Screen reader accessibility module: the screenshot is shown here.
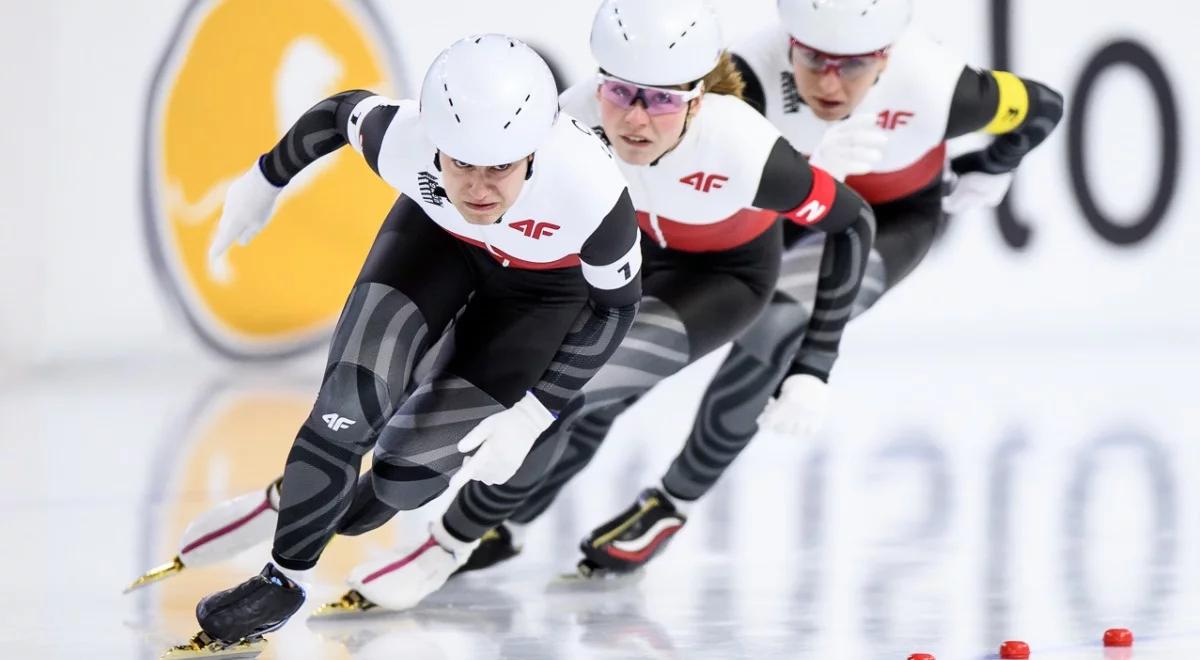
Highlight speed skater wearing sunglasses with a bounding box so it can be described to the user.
[789,37,889,81]
[597,73,705,115]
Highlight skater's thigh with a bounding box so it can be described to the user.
[313,197,481,440]
[871,186,942,290]
[644,270,772,361]
[446,267,591,407]
[368,270,588,510]
[644,224,782,359]
[354,195,477,334]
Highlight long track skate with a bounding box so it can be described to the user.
[547,558,646,592]
[309,589,382,619]
[160,631,267,659]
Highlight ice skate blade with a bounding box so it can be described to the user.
[547,560,645,592]
[310,589,382,620]
[161,631,266,659]
[125,556,185,593]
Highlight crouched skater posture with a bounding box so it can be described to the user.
[160,35,644,658]
[460,0,1064,579]
[310,0,876,611]
[140,0,879,621]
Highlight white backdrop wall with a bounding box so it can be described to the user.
[0,0,1194,368]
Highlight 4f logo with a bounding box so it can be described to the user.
[509,219,560,239]
[877,110,914,130]
[322,413,356,432]
[417,171,445,207]
[680,171,728,193]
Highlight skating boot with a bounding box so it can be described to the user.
[451,522,522,576]
[312,519,477,618]
[127,478,281,593]
[161,563,305,658]
[576,487,687,577]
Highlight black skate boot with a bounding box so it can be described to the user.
[162,563,305,658]
[452,523,521,576]
[577,488,687,576]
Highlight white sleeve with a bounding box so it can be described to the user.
[344,95,396,154]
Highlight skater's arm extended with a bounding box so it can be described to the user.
[258,89,397,186]
[943,67,1064,175]
[532,190,642,414]
[207,90,398,262]
[754,138,876,382]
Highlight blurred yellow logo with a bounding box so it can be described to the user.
[144,0,405,358]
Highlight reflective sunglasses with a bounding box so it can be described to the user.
[597,74,704,116]
[789,38,888,81]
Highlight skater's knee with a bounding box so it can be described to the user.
[327,282,430,400]
[734,299,808,365]
[370,460,448,511]
[305,362,393,450]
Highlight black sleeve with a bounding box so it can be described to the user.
[944,67,1065,175]
[752,138,816,213]
[257,89,384,186]
[753,137,877,381]
[754,137,868,234]
[785,182,940,384]
[731,52,767,116]
[579,189,642,308]
[531,190,641,413]
[944,67,1001,139]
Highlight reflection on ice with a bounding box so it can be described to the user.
[1,346,1197,658]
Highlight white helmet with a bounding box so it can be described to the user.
[419,34,559,166]
[590,0,724,86]
[778,0,912,55]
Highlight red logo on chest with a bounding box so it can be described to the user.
[877,110,915,130]
[680,171,729,193]
[509,219,560,239]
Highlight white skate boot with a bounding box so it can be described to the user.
[312,518,477,618]
[126,479,281,593]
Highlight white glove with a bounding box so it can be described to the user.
[208,161,283,270]
[758,374,830,441]
[942,170,1014,215]
[456,392,555,485]
[808,114,889,182]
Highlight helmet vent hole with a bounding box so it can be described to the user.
[669,20,698,49]
[503,94,534,131]
[613,7,630,41]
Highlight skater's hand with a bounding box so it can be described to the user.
[758,374,830,441]
[208,160,283,271]
[808,114,889,182]
[942,171,1013,215]
[456,392,554,485]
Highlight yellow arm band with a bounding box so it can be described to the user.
[984,71,1030,134]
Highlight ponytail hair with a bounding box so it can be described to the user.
[697,51,745,99]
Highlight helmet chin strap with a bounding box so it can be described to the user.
[649,86,704,167]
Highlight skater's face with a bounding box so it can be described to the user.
[438,153,532,224]
[597,75,703,166]
[789,40,889,121]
